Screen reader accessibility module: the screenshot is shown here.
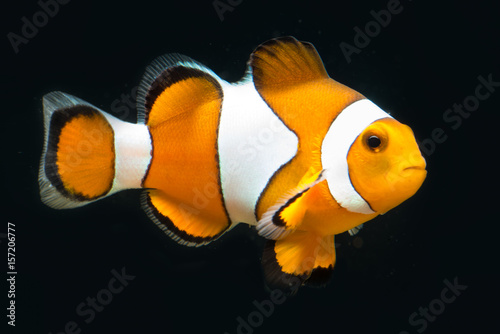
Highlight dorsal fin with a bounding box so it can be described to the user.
[248,36,364,136]
[136,54,222,125]
[249,36,329,89]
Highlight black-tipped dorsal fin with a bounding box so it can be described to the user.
[249,36,329,89]
[247,36,363,137]
[136,54,222,126]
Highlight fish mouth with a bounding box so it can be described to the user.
[401,165,427,179]
[403,166,426,171]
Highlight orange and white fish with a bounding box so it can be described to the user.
[39,37,426,290]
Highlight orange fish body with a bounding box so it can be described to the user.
[39,37,426,290]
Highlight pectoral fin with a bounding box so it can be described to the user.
[348,224,363,236]
[256,169,325,240]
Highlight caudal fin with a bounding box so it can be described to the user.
[39,92,152,209]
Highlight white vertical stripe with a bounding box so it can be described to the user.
[218,80,298,225]
[321,99,392,214]
[103,113,152,192]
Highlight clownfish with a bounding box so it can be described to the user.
[39,37,426,290]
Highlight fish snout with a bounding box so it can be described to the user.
[400,150,427,175]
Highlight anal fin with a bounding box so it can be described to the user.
[305,235,336,287]
[261,231,336,292]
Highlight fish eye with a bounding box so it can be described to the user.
[362,131,387,153]
[367,136,381,149]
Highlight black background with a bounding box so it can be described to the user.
[2,0,499,333]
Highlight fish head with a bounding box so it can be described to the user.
[347,117,427,214]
